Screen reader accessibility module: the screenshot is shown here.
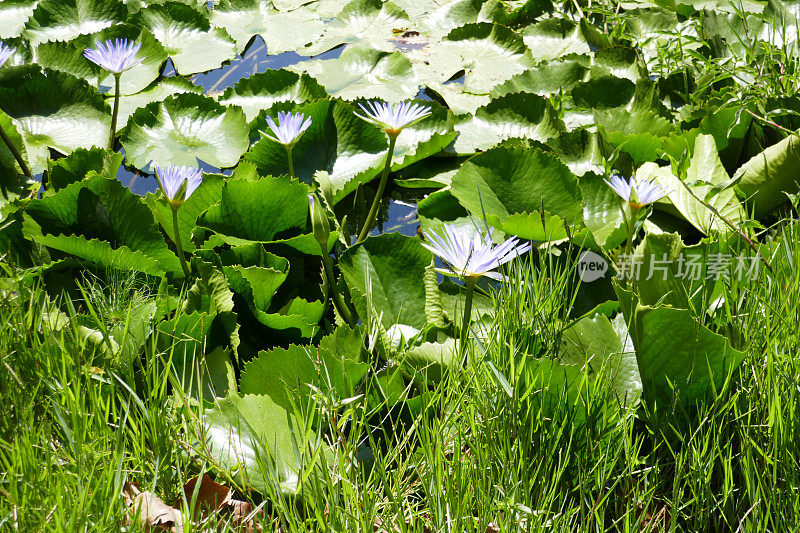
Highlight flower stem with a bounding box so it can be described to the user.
[622,205,640,257]
[171,207,191,279]
[321,252,356,327]
[286,145,296,180]
[0,122,32,178]
[356,134,397,244]
[108,74,121,151]
[460,276,478,366]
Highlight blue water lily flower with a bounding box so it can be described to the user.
[260,111,312,146]
[422,223,531,281]
[156,165,203,208]
[355,101,431,136]
[84,38,144,74]
[605,174,670,209]
[0,42,16,68]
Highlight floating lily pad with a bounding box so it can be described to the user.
[491,60,589,97]
[115,77,203,131]
[217,70,327,122]
[0,66,110,174]
[519,18,591,62]
[209,0,324,55]
[289,45,420,102]
[134,2,237,75]
[23,0,126,45]
[0,0,38,39]
[122,92,249,171]
[302,0,410,56]
[410,23,534,92]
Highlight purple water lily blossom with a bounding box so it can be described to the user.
[422,223,531,281]
[355,100,431,136]
[84,38,144,74]
[605,175,670,209]
[0,42,16,68]
[260,111,312,146]
[156,165,203,207]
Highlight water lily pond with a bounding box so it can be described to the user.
[2,0,800,530]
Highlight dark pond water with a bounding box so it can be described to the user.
[109,36,425,239]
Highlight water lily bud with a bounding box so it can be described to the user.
[309,193,330,251]
[314,170,334,205]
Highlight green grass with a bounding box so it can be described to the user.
[1,218,799,532]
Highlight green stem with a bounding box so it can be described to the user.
[356,134,397,244]
[108,74,121,151]
[622,205,639,257]
[460,276,478,366]
[321,252,356,327]
[286,145,295,180]
[172,207,191,279]
[0,122,32,178]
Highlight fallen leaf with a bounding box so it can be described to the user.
[227,499,262,533]
[124,482,184,532]
[183,474,232,516]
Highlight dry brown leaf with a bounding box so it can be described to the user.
[227,499,262,533]
[183,474,233,516]
[124,483,184,532]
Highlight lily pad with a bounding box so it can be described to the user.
[46,146,124,190]
[620,290,746,407]
[339,232,431,330]
[561,312,642,406]
[302,0,410,56]
[0,0,38,39]
[196,175,311,249]
[134,2,237,75]
[23,0,126,45]
[22,173,182,276]
[519,18,591,62]
[733,131,800,216]
[640,135,745,235]
[115,77,203,131]
[217,70,326,123]
[209,0,324,55]
[122,92,249,172]
[450,144,584,225]
[288,45,420,102]
[409,22,534,93]
[452,92,564,153]
[0,66,110,174]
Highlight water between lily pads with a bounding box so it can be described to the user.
[114,36,425,239]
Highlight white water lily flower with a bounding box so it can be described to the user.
[156,165,203,207]
[84,38,144,74]
[355,100,431,136]
[0,43,15,68]
[422,223,531,281]
[260,111,312,146]
[605,174,670,209]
